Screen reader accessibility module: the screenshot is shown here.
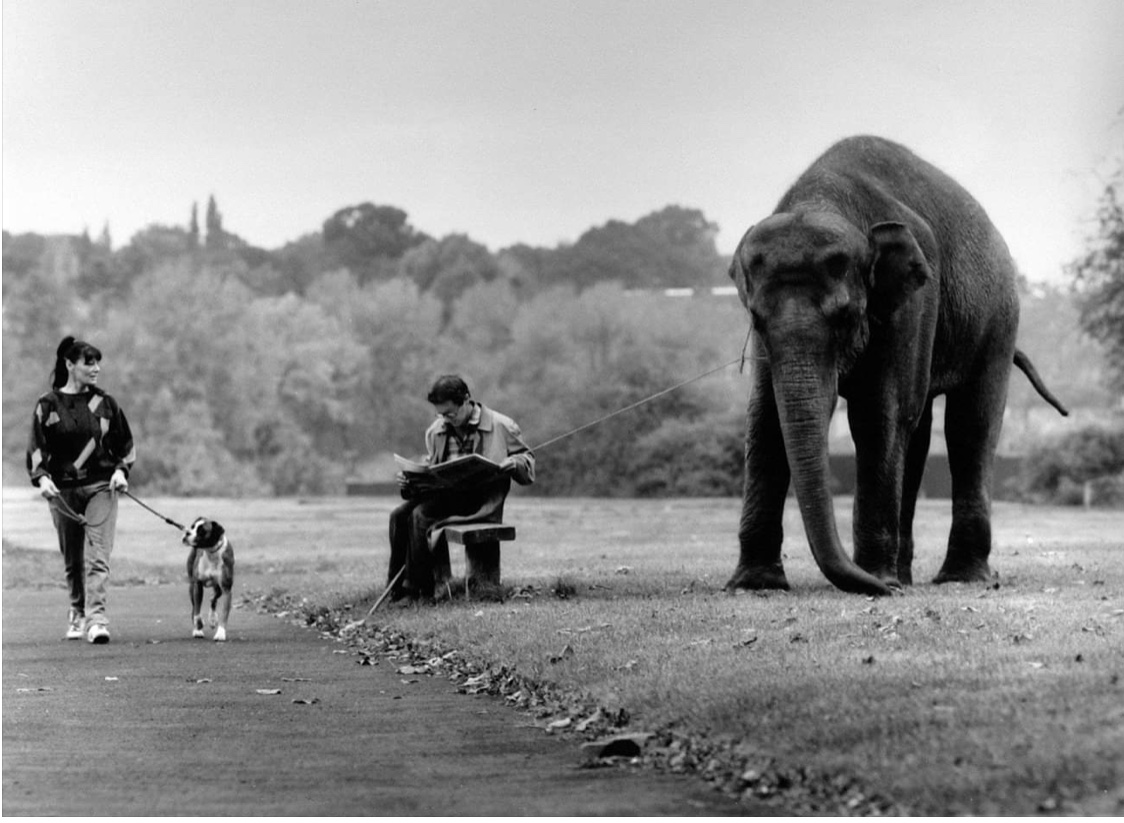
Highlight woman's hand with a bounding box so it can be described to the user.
[36,477,60,499]
[109,469,129,493]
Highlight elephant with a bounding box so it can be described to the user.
[725,135,1068,597]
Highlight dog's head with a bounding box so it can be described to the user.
[183,517,226,549]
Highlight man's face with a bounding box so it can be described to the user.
[433,398,472,428]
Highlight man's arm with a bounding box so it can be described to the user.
[499,419,535,486]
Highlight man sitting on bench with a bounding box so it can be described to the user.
[388,374,535,603]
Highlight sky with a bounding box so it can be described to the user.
[3,0,1122,284]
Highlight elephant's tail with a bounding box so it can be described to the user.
[1014,349,1069,416]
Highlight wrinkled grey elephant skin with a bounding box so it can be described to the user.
[725,135,1068,596]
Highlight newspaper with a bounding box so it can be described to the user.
[394,453,505,491]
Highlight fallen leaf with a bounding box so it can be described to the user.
[292,698,320,705]
[546,717,572,732]
[549,644,575,664]
[614,566,632,575]
[396,665,428,675]
[104,676,119,681]
[281,677,311,682]
[194,678,212,684]
[15,687,52,693]
[255,689,282,695]
[575,710,603,732]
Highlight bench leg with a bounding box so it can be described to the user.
[465,541,501,589]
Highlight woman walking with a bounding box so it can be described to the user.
[27,336,135,644]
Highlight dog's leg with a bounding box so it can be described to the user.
[213,556,234,642]
[213,587,230,642]
[191,581,205,638]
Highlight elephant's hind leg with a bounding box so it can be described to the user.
[934,372,1010,584]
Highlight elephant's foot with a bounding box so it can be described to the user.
[725,563,790,592]
[932,560,994,585]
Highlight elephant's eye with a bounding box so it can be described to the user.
[823,252,850,280]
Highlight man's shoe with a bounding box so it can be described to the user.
[65,609,85,640]
[87,624,110,645]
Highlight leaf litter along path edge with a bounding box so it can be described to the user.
[1,582,756,817]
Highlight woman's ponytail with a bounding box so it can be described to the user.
[51,336,78,389]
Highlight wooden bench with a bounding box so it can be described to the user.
[444,523,516,591]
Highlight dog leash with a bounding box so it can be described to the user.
[47,487,186,532]
[121,490,186,531]
[49,490,116,528]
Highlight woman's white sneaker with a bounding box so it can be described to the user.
[65,609,85,640]
[86,624,110,644]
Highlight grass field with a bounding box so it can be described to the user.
[3,486,1122,814]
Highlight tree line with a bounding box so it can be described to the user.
[2,188,1119,498]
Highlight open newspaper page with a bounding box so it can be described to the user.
[394,453,505,491]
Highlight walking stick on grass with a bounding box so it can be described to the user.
[343,566,406,631]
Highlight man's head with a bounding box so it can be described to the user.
[428,374,474,428]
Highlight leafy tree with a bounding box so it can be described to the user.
[188,203,200,249]
[1070,166,1124,391]
[205,195,225,250]
[536,205,727,292]
[2,231,45,280]
[322,203,428,284]
[399,234,503,318]
[630,413,744,496]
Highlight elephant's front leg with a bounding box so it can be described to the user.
[726,364,792,592]
[848,400,910,586]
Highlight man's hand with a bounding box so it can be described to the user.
[396,471,416,500]
[109,469,129,493]
[36,477,60,499]
[499,457,517,474]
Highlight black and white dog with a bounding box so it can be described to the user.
[183,517,235,642]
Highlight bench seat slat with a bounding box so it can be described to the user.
[445,523,516,545]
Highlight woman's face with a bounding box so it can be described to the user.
[67,355,100,390]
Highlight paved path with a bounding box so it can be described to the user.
[3,585,753,816]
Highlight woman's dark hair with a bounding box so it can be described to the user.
[52,336,102,389]
[427,374,471,405]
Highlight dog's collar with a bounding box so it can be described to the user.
[197,535,228,554]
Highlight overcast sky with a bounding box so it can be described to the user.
[3,0,1122,283]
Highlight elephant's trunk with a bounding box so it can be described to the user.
[771,352,894,596]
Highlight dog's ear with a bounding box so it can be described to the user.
[204,520,225,546]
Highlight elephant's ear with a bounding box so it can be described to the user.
[866,222,931,317]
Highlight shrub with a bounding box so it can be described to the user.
[1014,423,1124,505]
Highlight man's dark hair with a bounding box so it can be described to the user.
[427,374,471,405]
